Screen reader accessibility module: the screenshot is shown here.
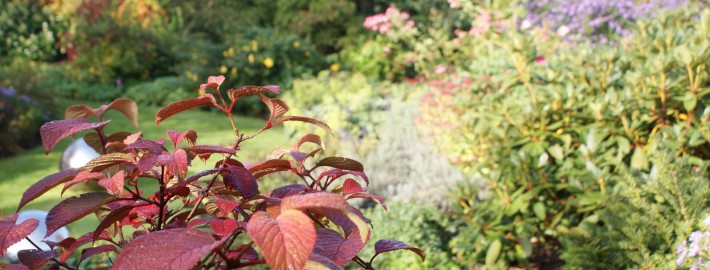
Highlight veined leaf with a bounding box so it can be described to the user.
[40,119,111,154]
[113,228,227,270]
[155,94,217,125]
[0,215,39,256]
[18,168,80,210]
[247,210,316,270]
[46,192,115,237]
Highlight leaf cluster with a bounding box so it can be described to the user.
[0,75,424,269]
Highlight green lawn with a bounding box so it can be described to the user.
[0,100,290,235]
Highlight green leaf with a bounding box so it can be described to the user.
[631,147,649,170]
[548,144,564,161]
[485,239,502,266]
[683,93,697,111]
[533,202,546,220]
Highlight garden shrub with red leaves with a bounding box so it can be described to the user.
[0,75,424,270]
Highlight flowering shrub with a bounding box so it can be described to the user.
[0,75,424,269]
[677,228,710,270]
[522,0,691,43]
[428,8,710,268]
[363,6,415,35]
[0,0,69,61]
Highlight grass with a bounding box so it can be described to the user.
[0,99,291,235]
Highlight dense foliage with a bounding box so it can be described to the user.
[414,4,710,269]
[0,76,424,269]
[561,150,710,269]
[0,0,69,62]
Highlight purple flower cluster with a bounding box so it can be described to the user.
[678,230,710,270]
[523,0,688,43]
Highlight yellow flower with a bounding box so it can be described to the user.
[220,65,228,73]
[293,41,300,48]
[330,63,340,72]
[248,54,254,64]
[263,57,274,68]
[305,51,311,57]
[231,67,238,76]
[251,40,258,52]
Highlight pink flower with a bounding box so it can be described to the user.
[405,20,415,30]
[535,56,546,64]
[434,64,448,74]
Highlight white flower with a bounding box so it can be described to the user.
[557,25,570,37]
[703,215,710,226]
[521,20,532,30]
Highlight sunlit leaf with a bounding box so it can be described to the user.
[40,119,111,154]
[247,210,316,270]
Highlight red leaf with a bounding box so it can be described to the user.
[84,153,134,172]
[222,166,258,198]
[107,98,139,128]
[167,130,198,150]
[319,169,370,186]
[98,171,125,195]
[280,192,352,213]
[46,192,115,237]
[0,215,39,256]
[225,244,259,261]
[208,75,225,85]
[60,232,112,262]
[373,240,425,262]
[188,145,236,155]
[79,244,117,263]
[342,179,365,195]
[292,134,323,151]
[186,218,214,229]
[17,250,56,270]
[214,198,240,215]
[183,169,221,185]
[125,139,167,154]
[313,228,365,266]
[210,219,237,237]
[247,159,292,178]
[227,85,280,102]
[347,193,387,210]
[155,94,217,125]
[40,119,111,154]
[112,228,227,270]
[259,95,289,124]
[171,149,189,179]
[123,131,142,145]
[93,204,137,242]
[267,184,307,199]
[275,116,333,135]
[316,157,364,172]
[64,105,95,120]
[18,168,79,210]
[62,171,104,195]
[290,151,311,163]
[247,210,316,270]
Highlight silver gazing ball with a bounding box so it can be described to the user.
[60,138,100,170]
[4,210,70,262]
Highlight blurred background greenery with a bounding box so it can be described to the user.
[2,0,710,268]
